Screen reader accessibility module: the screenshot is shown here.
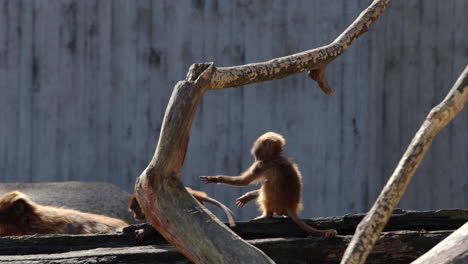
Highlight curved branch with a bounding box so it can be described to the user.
[134,1,393,263]
[340,65,468,264]
[210,0,391,90]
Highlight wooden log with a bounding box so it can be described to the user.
[412,222,468,264]
[0,209,464,256]
[233,209,468,239]
[124,208,467,242]
[0,245,187,264]
[0,230,450,264]
[0,233,132,256]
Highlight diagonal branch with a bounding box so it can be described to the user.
[134,1,392,263]
[340,65,468,264]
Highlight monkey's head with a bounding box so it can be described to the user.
[128,194,146,221]
[251,132,285,160]
[0,191,34,227]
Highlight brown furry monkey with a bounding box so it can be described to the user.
[200,132,337,237]
[0,191,128,236]
[128,187,236,242]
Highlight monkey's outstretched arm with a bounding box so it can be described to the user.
[235,189,260,208]
[200,163,264,187]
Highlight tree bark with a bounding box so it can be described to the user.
[340,65,468,264]
[125,208,467,241]
[411,222,468,264]
[133,0,392,263]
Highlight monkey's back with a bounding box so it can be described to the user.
[30,206,128,235]
[258,157,303,216]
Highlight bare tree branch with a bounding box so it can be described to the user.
[340,65,468,264]
[209,0,391,91]
[134,0,392,263]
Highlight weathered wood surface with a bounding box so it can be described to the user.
[0,233,138,256]
[0,245,187,264]
[0,231,452,264]
[341,66,468,264]
[0,209,464,256]
[233,209,468,239]
[123,208,468,243]
[412,222,468,264]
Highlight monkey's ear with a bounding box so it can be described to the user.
[13,199,30,216]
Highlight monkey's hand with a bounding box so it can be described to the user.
[235,195,251,208]
[235,190,260,208]
[199,176,218,184]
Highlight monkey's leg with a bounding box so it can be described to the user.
[254,204,273,220]
[252,195,274,220]
[235,189,260,208]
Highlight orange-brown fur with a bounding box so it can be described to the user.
[186,187,208,203]
[185,187,236,227]
[0,191,128,236]
[200,132,337,237]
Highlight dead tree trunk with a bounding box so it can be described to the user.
[340,65,468,264]
[411,222,468,264]
[133,0,392,263]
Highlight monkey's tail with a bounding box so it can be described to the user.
[203,196,236,227]
[286,210,336,237]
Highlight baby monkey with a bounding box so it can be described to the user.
[0,191,128,236]
[201,132,337,237]
[128,187,236,241]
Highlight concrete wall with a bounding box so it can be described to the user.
[0,0,466,221]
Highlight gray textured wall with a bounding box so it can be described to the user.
[0,0,467,221]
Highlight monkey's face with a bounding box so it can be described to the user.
[0,192,38,236]
[0,197,31,228]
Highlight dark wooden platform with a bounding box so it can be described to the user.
[0,209,466,264]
